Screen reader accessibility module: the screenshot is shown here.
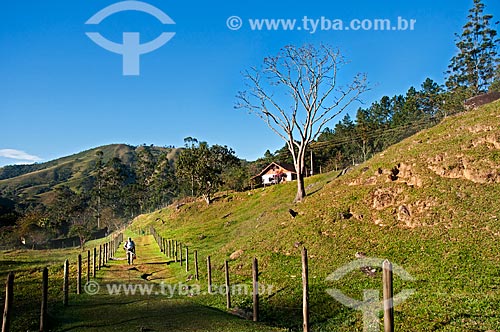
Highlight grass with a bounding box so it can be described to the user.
[0,229,285,331]
[2,101,500,331]
[0,233,123,332]
[130,100,500,331]
[0,247,82,331]
[51,232,285,332]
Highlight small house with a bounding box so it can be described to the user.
[254,162,297,186]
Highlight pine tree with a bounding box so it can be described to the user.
[446,0,499,94]
[419,78,443,118]
[490,64,500,91]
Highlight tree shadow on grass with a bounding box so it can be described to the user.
[53,297,284,332]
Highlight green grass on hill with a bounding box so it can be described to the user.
[2,101,499,331]
[0,144,178,204]
[0,234,121,332]
[131,101,500,331]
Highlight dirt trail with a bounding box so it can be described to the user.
[101,234,177,284]
[54,235,284,332]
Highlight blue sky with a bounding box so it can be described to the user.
[1,0,499,166]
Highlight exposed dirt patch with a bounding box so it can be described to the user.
[349,163,423,187]
[229,249,244,260]
[397,162,424,187]
[466,124,494,133]
[395,200,436,228]
[428,154,500,183]
[471,134,500,149]
[371,187,403,210]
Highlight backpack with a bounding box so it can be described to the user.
[126,241,135,250]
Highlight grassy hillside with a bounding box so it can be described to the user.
[131,100,500,331]
[0,144,179,205]
[0,234,116,331]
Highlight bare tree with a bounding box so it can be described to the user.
[236,44,369,202]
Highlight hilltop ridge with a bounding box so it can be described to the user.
[0,144,180,205]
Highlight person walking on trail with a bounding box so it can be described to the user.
[124,237,136,264]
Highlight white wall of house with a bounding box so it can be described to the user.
[262,172,294,184]
[262,174,275,184]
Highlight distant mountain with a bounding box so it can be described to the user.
[0,144,181,205]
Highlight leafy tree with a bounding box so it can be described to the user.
[237,44,368,202]
[50,186,93,248]
[307,77,448,171]
[222,162,251,192]
[355,108,373,163]
[149,152,178,209]
[16,211,53,248]
[135,147,156,212]
[100,157,130,223]
[0,197,19,227]
[446,0,499,94]
[176,140,239,204]
[178,138,200,197]
[93,150,104,229]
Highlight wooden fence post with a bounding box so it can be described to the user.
[383,260,394,332]
[93,248,96,277]
[302,247,309,332]
[185,247,189,272]
[224,260,231,309]
[77,254,82,295]
[40,267,48,332]
[99,245,102,270]
[63,260,69,306]
[207,256,212,294]
[194,250,199,281]
[175,241,178,262]
[180,243,183,267]
[87,250,91,283]
[2,272,14,332]
[253,257,259,322]
[167,240,171,258]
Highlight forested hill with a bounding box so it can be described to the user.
[0,144,179,208]
[0,144,135,180]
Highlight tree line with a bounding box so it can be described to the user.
[238,0,499,199]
